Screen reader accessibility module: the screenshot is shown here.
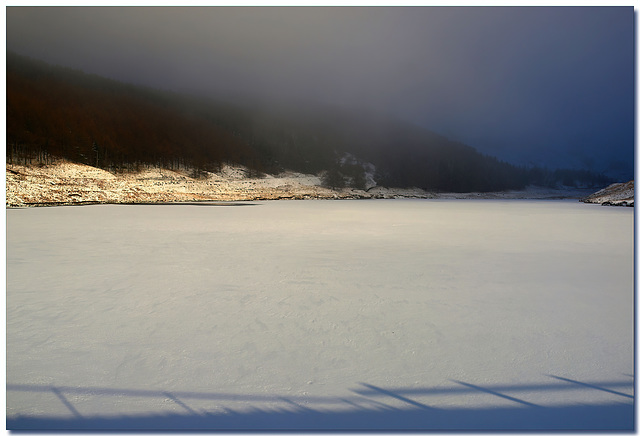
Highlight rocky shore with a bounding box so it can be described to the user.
[5,160,608,208]
[580,181,634,207]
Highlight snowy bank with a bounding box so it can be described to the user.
[7,160,592,207]
[6,160,431,207]
[581,180,634,206]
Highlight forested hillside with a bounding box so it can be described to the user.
[6,52,612,192]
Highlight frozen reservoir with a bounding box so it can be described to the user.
[6,199,634,430]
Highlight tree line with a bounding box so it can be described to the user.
[7,52,261,174]
[7,52,612,192]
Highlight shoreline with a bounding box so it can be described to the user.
[5,160,608,208]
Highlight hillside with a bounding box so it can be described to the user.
[581,181,634,207]
[7,159,597,208]
[5,160,430,207]
[6,52,613,194]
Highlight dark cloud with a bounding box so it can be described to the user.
[6,6,634,176]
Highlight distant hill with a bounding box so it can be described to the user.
[6,52,613,192]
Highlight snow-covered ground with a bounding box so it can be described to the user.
[5,161,428,207]
[6,200,634,430]
[6,160,597,207]
[581,181,634,206]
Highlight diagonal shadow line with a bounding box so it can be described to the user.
[351,380,633,397]
[7,384,333,404]
[163,391,199,415]
[547,375,634,399]
[279,396,316,412]
[8,377,634,408]
[51,387,83,418]
[357,383,436,410]
[354,396,399,410]
[451,380,542,408]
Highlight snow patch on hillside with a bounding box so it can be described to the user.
[338,152,377,189]
[581,181,634,207]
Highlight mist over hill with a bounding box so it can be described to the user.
[7,52,612,193]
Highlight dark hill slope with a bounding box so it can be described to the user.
[7,52,261,173]
[7,52,610,192]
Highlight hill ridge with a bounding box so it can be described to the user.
[7,51,613,193]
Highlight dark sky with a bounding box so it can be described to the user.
[6,6,635,177]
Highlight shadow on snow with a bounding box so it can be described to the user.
[6,376,634,431]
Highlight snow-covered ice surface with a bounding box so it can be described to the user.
[6,199,634,431]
